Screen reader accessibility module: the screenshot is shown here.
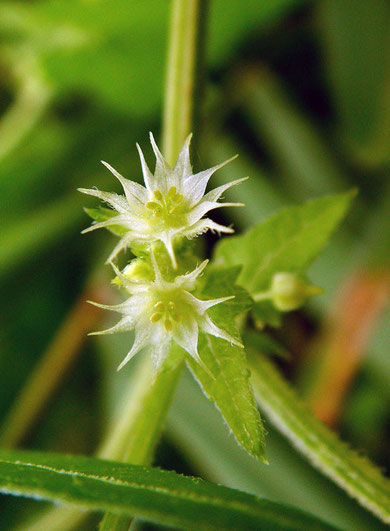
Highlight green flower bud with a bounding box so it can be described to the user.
[270,272,323,312]
[112,259,154,285]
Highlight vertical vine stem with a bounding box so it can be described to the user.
[99,2,207,528]
[247,338,390,525]
[22,2,208,530]
[162,0,204,166]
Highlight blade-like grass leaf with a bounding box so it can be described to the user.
[0,449,337,530]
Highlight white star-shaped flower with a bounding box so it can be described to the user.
[79,133,246,267]
[89,254,242,373]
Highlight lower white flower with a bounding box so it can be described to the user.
[89,255,242,373]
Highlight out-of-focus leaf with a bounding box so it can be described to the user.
[0,193,84,274]
[0,0,304,119]
[320,0,390,165]
[188,267,266,461]
[239,69,347,199]
[0,449,337,530]
[204,134,287,228]
[208,0,305,64]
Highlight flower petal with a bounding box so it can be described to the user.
[202,176,248,203]
[173,133,193,179]
[186,200,244,226]
[136,143,156,192]
[81,214,131,234]
[182,155,238,206]
[199,313,243,348]
[106,234,135,263]
[150,336,172,372]
[78,188,128,213]
[101,161,148,204]
[183,292,234,314]
[181,218,234,240]
[159,232,177,269]
[176,259,209,291]
[149,132,171,191]
[172,317,199,360]
[117,324,152,371]
[88,316,135,336]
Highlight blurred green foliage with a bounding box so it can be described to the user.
[0,0,389,529]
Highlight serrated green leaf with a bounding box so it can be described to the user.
[84,206,128,237]
[187,335,266,462]
[214,192,356,322]
[0,449,336,530]
[188,267,266,461]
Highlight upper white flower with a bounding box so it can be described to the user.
[79,133,246,267]
[89,254,242,373]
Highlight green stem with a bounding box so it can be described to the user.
[100,1,208,529]
[20,1,207,528]
[98,357,182,465]
[98,357,183,531]
[162,0,204,166]
[247,335,390,525]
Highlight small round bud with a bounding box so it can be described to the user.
[270,272,323,312]
[121,259,154,282]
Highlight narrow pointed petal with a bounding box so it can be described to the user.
[160,233,177,269]
[150,338,171,374]
[149,132,171,189]
[101,161,147,204]
[81,215,130,234]
[183,292,234,314]
[173,133,193,178]
[181,218,234,240]
[200,314,243,348]
[172,317,199,360]
[106,235,134,263]
[78,188,128,213]
[186,200,244,226]
[136,143,155,192]
[202,176,248,203]
[150,248,165,284]
[88,316,135,336]
[87,299,134,313]
[117,326,151,371]
[182,155,238,206]
[177,259,209,290]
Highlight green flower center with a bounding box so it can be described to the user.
[149,298,183,331]
[145,187,186,228]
